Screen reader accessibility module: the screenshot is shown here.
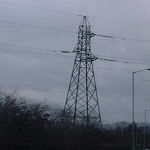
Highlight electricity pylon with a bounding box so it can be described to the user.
[62,16,102,129]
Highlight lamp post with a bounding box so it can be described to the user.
[132,68,150,150]
[143,110,150,150]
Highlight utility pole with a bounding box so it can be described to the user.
[62,16,102,128]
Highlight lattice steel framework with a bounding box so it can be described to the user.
[62,16,102,128]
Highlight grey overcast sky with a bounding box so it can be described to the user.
[0,0,150,124]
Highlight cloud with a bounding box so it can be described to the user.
[0,0,150,123]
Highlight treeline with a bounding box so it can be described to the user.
[0,92,149,150]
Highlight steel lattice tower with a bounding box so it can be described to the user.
[62,16,102,128]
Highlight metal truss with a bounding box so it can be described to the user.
[62,16,102,128]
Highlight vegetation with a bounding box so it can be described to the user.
[0,92,149,149]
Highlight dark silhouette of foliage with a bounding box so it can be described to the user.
[0,92,149,149]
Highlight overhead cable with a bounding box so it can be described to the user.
[0,1,150,25]
[0,20,76,33]
[0,19,150,43]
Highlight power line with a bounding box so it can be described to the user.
[0,42,149,65]
[96,54,150,64]
[1,20,149,44]
[97,56,150,65]
[2,27,150,44]
[0,48,64,56]
[0,29,77,38]
[1,20,150,43]
[95,33,150,44]
[0,45,150,65]
[61,50,150,65]
[95,67,133,72]
[0,66,70,74]
[0,1,80,16]
[0,66,133,81]
[2,85,150,101]
[1,65,150,82]
[92,17,150,25]
[0,85,131,100]
[0,20,76,34]
[1,1,150,45]
[0,43,61,52]
[0,1,150,25]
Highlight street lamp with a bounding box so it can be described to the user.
[143,110,150,150]
[132,68,150,150]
